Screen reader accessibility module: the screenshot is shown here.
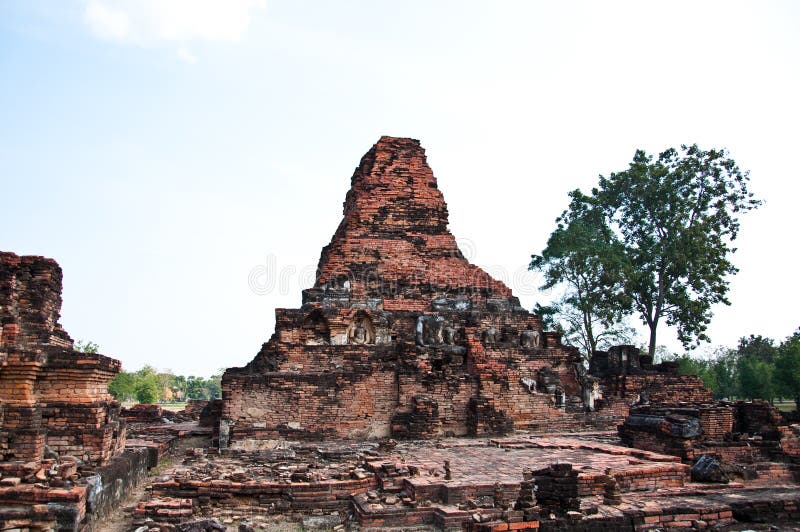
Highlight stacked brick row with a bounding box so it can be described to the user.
[600,374,713,406]
[532,464,580,512]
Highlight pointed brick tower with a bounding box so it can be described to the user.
[221,137,585,445]
[311,136,511,309]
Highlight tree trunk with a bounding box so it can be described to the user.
[795,396,799,413]
[648,325,658,359]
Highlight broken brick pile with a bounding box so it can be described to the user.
[183,399,210,421]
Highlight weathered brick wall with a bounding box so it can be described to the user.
[397,373,477,436]
[183,399,210,420]
[0,251,125,467]
[734,400,784,438]
[699,405,735,439]
[223,365,398,440]
[779,425,800,458]
[600,373,713,406]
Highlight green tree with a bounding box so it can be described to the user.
[206,370,223,400]
[530,191,631,360]
[533,303,563,333]
[108,371,136,401]
[596,145,759,357]
[170,374,188,400]
[737,355,774,401]
[673,354,718,393]
[737,334,777,364]
[185,376,207,400]
[709,348,738,400]
[735,335,778,402]
[155,370,175,401]
[135,365,158,380]
[75,339,99,354]
[134,377,159,404]
[541,295,634,362]
[775,329,800,411]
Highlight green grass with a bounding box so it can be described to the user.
[121,401,188,411]
[775,400,798,413]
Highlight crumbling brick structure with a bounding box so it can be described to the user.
[221,137,595,444]
[591,345,714,420]
[0,252,125,467]
[594,345,800,481]
[0,252,131,530]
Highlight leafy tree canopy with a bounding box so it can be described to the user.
[597,145,760,356]
[530,191,631,359]
[74,339,99,354]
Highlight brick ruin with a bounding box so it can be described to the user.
[221,136,609,446]
[0,252,126,466]
[219,138,736,447]
[3,137,800,530]
[148,136,794,530]
[0,252,150,530]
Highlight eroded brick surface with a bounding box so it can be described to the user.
[0,252,125,467]
[0,252,129,530]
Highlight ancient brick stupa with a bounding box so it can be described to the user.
[0,253,125,467]
[221,136,595,445]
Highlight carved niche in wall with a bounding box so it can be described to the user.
[519,329,541,349]
[347,310,376,345]
[301,310,330,345]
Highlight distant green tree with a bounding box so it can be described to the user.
[533,303,563,333]
[541,295,634,362]
[206,370,223,400]
[710,348,738,400]
[154,370,176,401]
[735,335,778,402]
[673,355,718,394]
[134,378,159,404]
[135,365,157,376]
[185,376,207,400]
[74,339,99,354]
[737,335,777,364]
[775,329,800,411]
[108,371,136,401]
[737,355,774,401]
[170,375,188,400]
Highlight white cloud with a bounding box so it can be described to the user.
[177,47,198,64]
[83,0,266,45]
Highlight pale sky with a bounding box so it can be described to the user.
[1,1,798,376]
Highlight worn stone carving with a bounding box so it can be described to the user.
[482,327,499,345]
[520,377,537,393]
[416,315,446,346]
[442,326,458,345]
[520,329,541,348]
[347,311,375,345]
